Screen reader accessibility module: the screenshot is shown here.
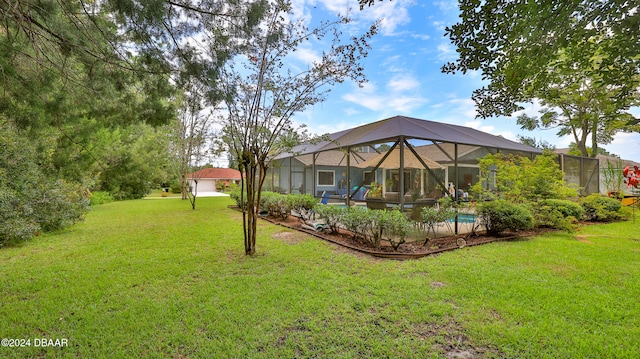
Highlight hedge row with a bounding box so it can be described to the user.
[232,189,628,251]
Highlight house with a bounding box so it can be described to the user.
[270,116,600,207]
[188,168,242,193]
[268,149,379,196]
[270,115,545,203]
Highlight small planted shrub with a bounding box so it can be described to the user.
[581,194,623,222]
[380,209,413,250]
[170,182,182,194]
[478,200,534,235]
[533,199,584,232]
[230,187,248,210]
[216,181,226,192]
[287,194,317,222]
[313,205,346,234]
[90,191,115,206]
[261,192,293,219]
[340,208,411,250]
[341,207,371,242]
[420,198,458,235]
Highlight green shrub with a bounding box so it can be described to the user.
[539,199,584,219]
[90,191,115,206]
[419,204,457,238]
[341,207,371,242]
[581,194,623,222]
[33,180,90,232]
[287,194,317,221]
[0,189,40,243]
[260,192,289,219]
[216,181,226,192]
[1,125,90,245]
[170,182,182,194]
[420,200,457,227]
[314,205,346,234]
[478,200,534,235]
[533,199,584,232]
[230,186,248,210]
[380,209,413,250]
[471,151,578,203]
[340,208,411,250]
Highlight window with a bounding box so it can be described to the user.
[317,170,335,186]
[363,171,377,184]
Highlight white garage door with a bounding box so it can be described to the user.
[193,179,216,192]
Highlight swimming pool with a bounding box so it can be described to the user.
[446,213,476,223]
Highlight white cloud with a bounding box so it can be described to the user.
[318,0,415,35]
[342,69,429,113]
[436,42,456,62]
[411,33,431,40]
[290,0,315,23]
[434,0,458,12]
[343,92,386,111]
[448,98,477,119]
[510,99,544,119]
[388,75,420,92]
[344,107,360,116]
[359,0,414,35]
[290,46,321,64]
[342,79,428,113]
[432,20,446,31]
[464,120,482,129]
[388,96,429,112]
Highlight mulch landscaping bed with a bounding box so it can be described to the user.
[256,211,541,260]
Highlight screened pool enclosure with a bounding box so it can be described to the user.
[265,116,599,233]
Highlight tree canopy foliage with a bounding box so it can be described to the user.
[515,40,639,157]
[442,0,639,121]
[0,0,251,242]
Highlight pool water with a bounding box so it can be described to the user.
[446,213,476,223]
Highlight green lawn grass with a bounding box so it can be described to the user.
[1,198,639,358]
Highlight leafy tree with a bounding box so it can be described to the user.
[168,83,214,209]
[96,124,170,200]
[439,0,639,123]
[517,135,556,151]
[1,0,268,239]
[217,0,378,255]
[471,150,578,203]
[1,121,89,245]
[565,142,616,157]
[515,41,638,157]
[1,0,176,197]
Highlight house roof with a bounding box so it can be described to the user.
[411,143,489,163]
[189,168,242,180]
[354,147,444,170]
[276,115,541,159]
[293,150,379,166]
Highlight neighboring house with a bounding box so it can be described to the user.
[188,168,242,193]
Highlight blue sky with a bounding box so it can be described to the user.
[283,0,640,162]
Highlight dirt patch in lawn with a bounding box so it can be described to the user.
[272,231,307,244]
[409,316,504,358]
